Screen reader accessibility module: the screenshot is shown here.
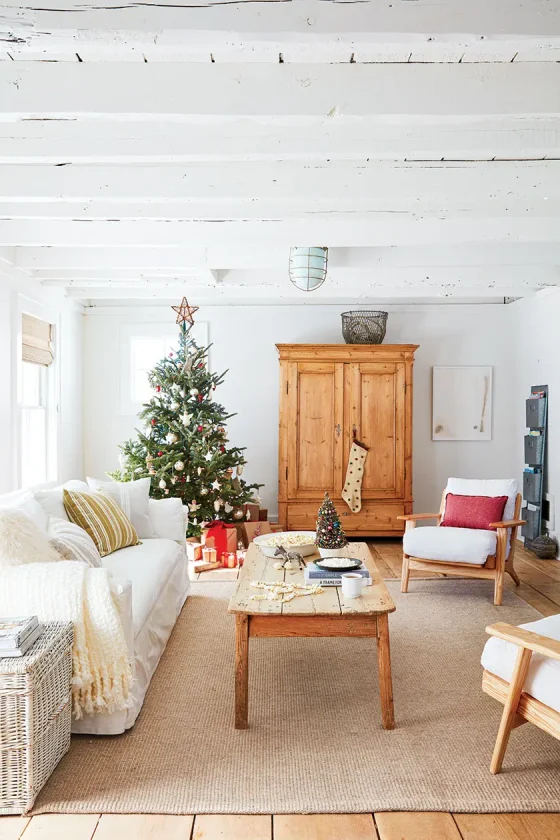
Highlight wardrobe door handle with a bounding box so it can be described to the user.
[335,424,341,437]
[352,425,357,439]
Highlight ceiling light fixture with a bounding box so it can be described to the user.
[288,246,328,292]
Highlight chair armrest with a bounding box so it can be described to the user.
[397,513,441,522]
[489,519,526,529]
[486,622,560,662]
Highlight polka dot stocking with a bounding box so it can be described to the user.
[341,441,369,513]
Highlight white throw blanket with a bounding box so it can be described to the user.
[0,562,133,718]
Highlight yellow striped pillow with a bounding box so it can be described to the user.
[63,489,140,557]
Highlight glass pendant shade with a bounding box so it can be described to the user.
[289,247,328,292]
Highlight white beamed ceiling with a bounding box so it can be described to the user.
[0,1,559,305]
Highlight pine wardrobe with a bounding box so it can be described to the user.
[277,344,418,536]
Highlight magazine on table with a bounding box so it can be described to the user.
[0,617,43,657]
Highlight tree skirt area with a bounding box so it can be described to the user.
[34,580,560,814]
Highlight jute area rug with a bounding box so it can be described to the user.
[35,580,560,814]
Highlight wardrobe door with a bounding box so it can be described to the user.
[282,361,344,499]
[345,362,406,499]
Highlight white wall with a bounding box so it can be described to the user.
[0,276,84,493]
[513,289,560,542]
[84,303,516,518]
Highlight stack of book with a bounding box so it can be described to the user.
[304,563,372,587]
[0,616,43,658]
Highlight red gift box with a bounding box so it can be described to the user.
[201,521,238,561]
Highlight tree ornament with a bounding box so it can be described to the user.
[169,352,174,357]
[224,502,233,514]
[197,425,204,433]
[211,479,221,491]
[214,500,221,512]
[220,445,225,453]
[159,479,167,490]
[170,401,179,411]
[151,418,157,426]
[171,476,177,484]
[165,489,170,494]
[182,412,192,426]
[149,469,156,476]
[200,487,209,496]
[205,450,213,462]
[189,388,199,397]
[171,384,180,392]
[186,474,191,482]
[183,356,193,374]
[226,468,233,477]
[146,454,153,466]
[174,460,184,471]
[197,394,203,403]
[157,451,163,457]
[189,499,201,513]
[233,508,244,520]
[197,467,202,476]
[166,432,178,444]
[237,465,244,476]
[156,385,161,393]
[171,296,199,327]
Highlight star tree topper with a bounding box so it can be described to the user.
[172,296,199,327]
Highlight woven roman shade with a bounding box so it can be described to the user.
[22,313,53,366]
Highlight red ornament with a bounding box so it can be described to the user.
[220,445,225,453]
[157,451,163,457]
[198,363,204,369]
[197,394,203,402]
[197,424,204,432]
[169,352,174,357]
[151,418,156,426]
[181,477,186,483]
[156,386,161,392]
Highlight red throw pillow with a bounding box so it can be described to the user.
[441,493,508,531]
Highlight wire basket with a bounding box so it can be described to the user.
[341,311,388,345]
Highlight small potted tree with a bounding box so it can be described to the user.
[316,492,348,557]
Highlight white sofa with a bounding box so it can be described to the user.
[0,481,190,735]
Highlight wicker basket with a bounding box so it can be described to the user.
[341,311,388,344]
[0,622,73,814]
[531,534,558,559]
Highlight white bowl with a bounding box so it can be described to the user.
[253,531,317,558]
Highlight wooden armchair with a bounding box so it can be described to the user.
[397,478,525,606]
[482,618,560,773]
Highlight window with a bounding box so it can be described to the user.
[120,322,209,415]
[20,362,49,488]
[18,312,55,489]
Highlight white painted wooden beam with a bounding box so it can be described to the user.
[38,266,560,291]
[1,119,557,163]
[0,162,556,213]
[17,243,560,271]
[2,0,559,41]
[2,217,559,248]
[0,64,559,123]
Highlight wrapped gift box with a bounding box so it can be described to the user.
[243,503,261,522]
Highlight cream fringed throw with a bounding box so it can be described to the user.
[0,561,133,718]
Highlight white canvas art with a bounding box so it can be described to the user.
[432,366,492,441]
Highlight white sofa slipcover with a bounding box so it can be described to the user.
[403,526,497,566]
[0,481,190,735]
[481,614,560,713]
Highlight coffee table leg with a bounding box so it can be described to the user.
[235,613,249,729]
[376,613,395,730]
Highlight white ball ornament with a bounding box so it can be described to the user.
[200,487,209,496]
[189,388,199,397]
[166,432,178,444]
[159,479,167,489]
[170,401,179,411]
[213,500,221,512]
[174,460,184,471]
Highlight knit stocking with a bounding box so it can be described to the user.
[341,441,368,513]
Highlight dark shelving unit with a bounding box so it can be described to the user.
[522,384,548,550]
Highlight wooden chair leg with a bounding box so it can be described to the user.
[494,569,505,606]
[508,567,521,586]
[401,554,410,593]
[490,646,533,773]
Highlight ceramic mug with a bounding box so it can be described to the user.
[341,573,364,599]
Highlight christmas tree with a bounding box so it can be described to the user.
[316,493,348,550]
[110,297,262,537]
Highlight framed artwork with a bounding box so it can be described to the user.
[432,366,492,441]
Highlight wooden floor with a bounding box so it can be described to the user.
[2,540,559,840]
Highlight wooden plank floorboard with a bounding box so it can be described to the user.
[20,815,100,840]
[375,812,462,840]
[274,814,378,839]
[192,814,271,840]
[93,814,194,839]
[454,813,560,840]
[0,818,30,840]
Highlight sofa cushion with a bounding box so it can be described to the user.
[441,493,508,531]
[0,509,61,566]
[48,517,102,568]
[0,489,49,533]
[87,477,156,539]
[102,538,182,637]
[63,489,140,557]
[34,480,90,522]
[403,525,497,565]
[481,614,560,713]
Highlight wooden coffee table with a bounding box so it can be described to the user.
[228,541,396,730]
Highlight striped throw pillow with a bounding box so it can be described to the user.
[48,517,102,567]
[63,489,140,557]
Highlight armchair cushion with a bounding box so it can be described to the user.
[403,525,497,566]
[441,493,508,531]
[481,614,560,713]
